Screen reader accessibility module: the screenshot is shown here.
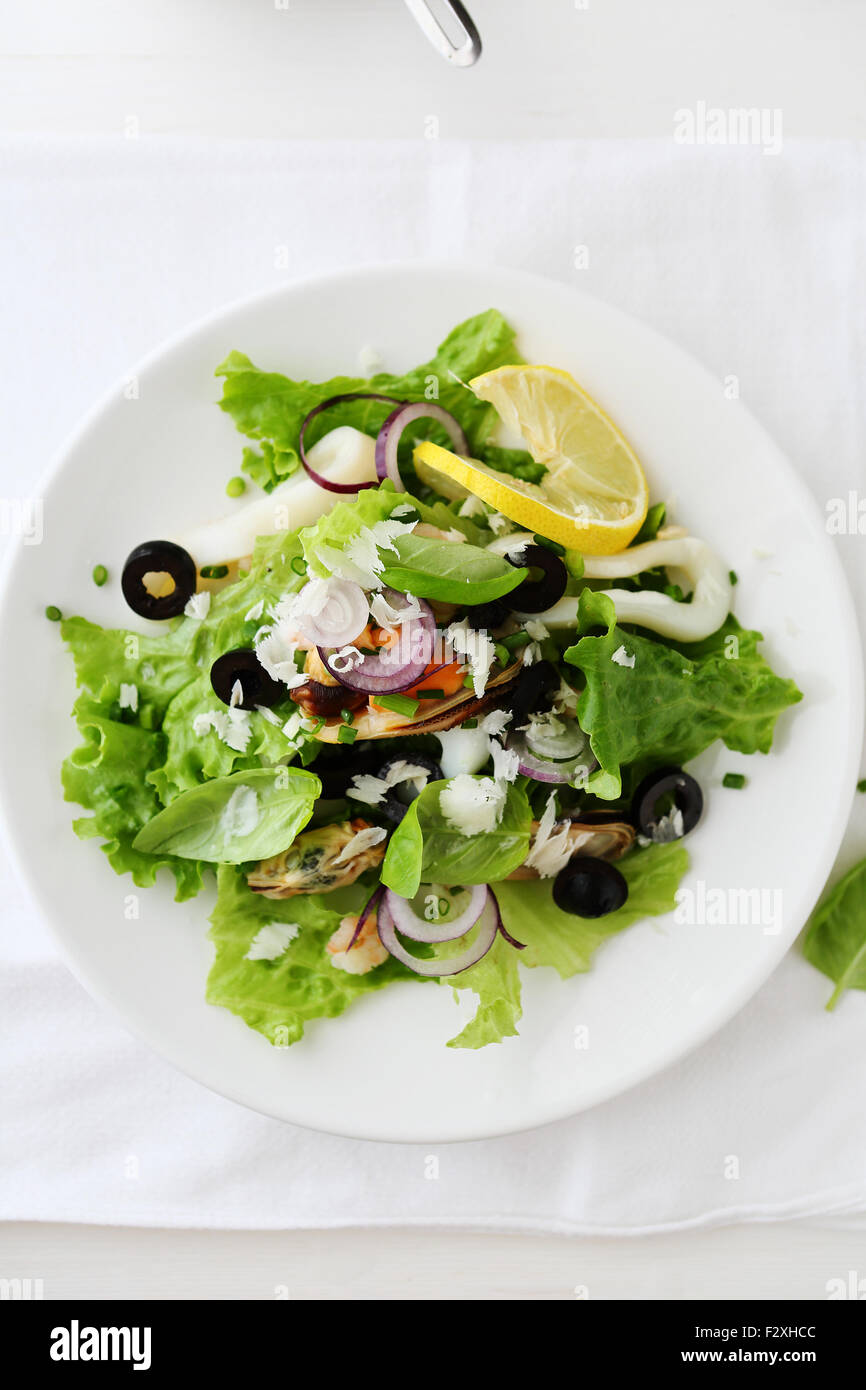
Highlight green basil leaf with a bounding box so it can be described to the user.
[803,857,866,1009]
[133,767,321,863]
[382,778,532,897]
[380,534,527,604]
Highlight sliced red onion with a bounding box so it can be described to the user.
[318,589,435,693]
[384,884,487,944]
[525,717,589,762]
[295,578,369,649]
[506,730,598,785]
[346,883,385,953]
[375,402,470,491]
[491,888,526,950]
[377,893,498,977]
[299,393,404,493]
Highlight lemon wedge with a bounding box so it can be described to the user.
[414,364,649,554]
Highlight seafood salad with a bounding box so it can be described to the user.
[59,311,802,1049]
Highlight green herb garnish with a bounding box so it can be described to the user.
[722,772,747,790]
[374,693,420,718]
[92,564,108,587]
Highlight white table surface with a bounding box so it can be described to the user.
[3,0,866,1301]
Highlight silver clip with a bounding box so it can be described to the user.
[403,0,482,67]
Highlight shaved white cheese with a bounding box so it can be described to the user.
[445,619,495,698]
[487,512,514,535]
[491,741,520,783]
[332,825,388,866]
[458,494,487,518]
[349,760,432,806]
[192,708,252,753]
[552,678,579,715]
[611,644,635,669]
[651,806,685,844]
[522,641,543,666]
[254,602,307,688]
[184,591,211,621]
[229,679,244,708]
[219,785,260,840]
[255,704,282,727]
[525,619,549,641]
[391,502,417,518]
[118,682,138,713]
[370,589,421,629]
[479,709,512,737]
[525,792,575,877]
[245,921,301,961]
[439,774,506,836]
[244,599,264,623]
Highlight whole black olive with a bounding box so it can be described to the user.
[631,766,703,841]
[509,659,559,723]
[313,742,379,799]
[505,545,568,613]
[210,648,285,709]
[375,753,443,824]
[121,540,197,620]
[464,599,510,631]
[553,856,629,918]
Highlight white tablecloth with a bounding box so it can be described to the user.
[1,137,864,1233]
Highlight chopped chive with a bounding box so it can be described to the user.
[501,631,530,651]
[226,476,246,498]
[291,555,308,576]
[729,570,738,585]
[339,708,355,725]
[494,643,510,667]
[722,772,747,790]
[462,718,478,730]
[374,693,420,717]
[337,724,358,744]
[416,689,444,700]
[857,778,866,794]
[200,564,229,580]
[532,533,565,555]
[309,717,326,734]
[92,564,108,587]
[462,673,475,689]
[45,604,62,622]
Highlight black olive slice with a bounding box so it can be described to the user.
[509,659,559,723]
[375,753,443,824]
[464,599,510,631]
[631,766,703,841]
[505,545,568,613]
[121,540,197,620]
[210,648,285,710]
[553,856,629,918]
[313,742,379,799]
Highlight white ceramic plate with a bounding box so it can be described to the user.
[0,263,860,1143]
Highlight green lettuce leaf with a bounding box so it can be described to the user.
[133,767,320,863]
[206,866,428,1046]
[803,857,866,1009]
[382,779,532,898]
[445,843,690,1049]
[216,309,524,492]
[564,591,802,798]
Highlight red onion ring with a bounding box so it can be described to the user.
[318,589,435,693]
[506,730,598,785]
[375,402,470,491]
[299,393,404,493]
[384,884,487,944]
[377,892,498,977]
[491,888,526,950]
[296,578,369,649]
[346,883,385,953]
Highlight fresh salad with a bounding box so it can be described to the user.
[59,310,802,1050]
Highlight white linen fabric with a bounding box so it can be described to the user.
[1,137,864,1234]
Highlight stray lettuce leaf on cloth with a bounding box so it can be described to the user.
[564,591,802,798]
[803,856,866,1009]
[216,309,531,492]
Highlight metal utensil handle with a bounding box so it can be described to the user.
[403,0,482,67]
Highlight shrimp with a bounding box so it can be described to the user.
[326,912,389,975]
